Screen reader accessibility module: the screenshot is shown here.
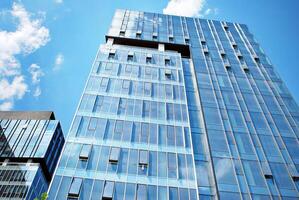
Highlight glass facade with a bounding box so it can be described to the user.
[49,9,299,199]
[0,112,64,199]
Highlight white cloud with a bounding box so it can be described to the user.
[29,63,44,84]
[29,63,44,98]
[0,3,50,73]
[0,101,13,111]
[204,8,212,15]
[54,0,63,4]
[0,76,27,100]
[33,86,42,97]
[0,3,50,110]
[203,8,219,16]
[163,0,205,17]
[53,53,64,71]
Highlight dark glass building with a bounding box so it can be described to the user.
[48,9,299,199]
[0,111,64,199]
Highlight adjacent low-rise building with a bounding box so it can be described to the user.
[0,111,64,200]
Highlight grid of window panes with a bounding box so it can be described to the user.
[0,162,48,200]
[48,44,199,199]
[104,9,299,199]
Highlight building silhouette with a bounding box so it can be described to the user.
[48,9,299,199]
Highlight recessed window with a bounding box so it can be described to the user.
[102,181,114,200]
[68,177,83,198]
[127,52,134,62]
[185,38,189,44]
[119,30,125,37]
[136,32,141,39]
[153,33,158,40]
[165,57,171,66]
[109,147,120,163]
[108,49,116,60]
[79,144,92,160]
[169,35,174,42]
[165,69,172,78]
[146,54,152,64]
[201,41,208,52]
[243,66,249,72]
[254,57,260,63]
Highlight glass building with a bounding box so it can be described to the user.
[48,9,299,199]
[0,111,64,199]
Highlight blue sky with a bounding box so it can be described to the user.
[0,0,298,134]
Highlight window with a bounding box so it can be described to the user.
[235,133,254,155]
[145,67,151,76]
[227,110,245,128]
[109,147,120,163]
[119,30,125,36]
[165,57,171,66]
[102,181,114,199]
[108,49,116,60]
[68,177,83,198]
[88,117,97,130]
[136,31,141,39]
[144,82,151,96]
[127,52,134,62]
[167,126,175,146]
[270,163,295,189]
[125,65,132,73]
[243,93,260,111]
[165,85,173,99]
[201,41,208,52]
[100,78,109,90]
[79,145,92,160]
[124,183,136,199]
[114,182,125,200]
[152,33,158,40]
[158,152,167,178]
[259,135,280,157]
[122,80,130,92]
[118,98,126,115]
[169,35,174,42]
[165,69,172,78]
[105,62,112,71]
[168,153,177,178]
[250,112,268,130]
[272,114,291,132]
[208,130,229,154]
[137,184,147,199]
[139,150,148,167]
[93,96,103,113]
[195,160,210,186]
[114,120,123,140]
[243,160,266,187]
[146,54,152,64]
[213,158,237,185]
